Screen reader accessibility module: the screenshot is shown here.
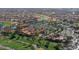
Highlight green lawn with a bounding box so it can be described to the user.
[0,21,11,27]
[3,21,12,26]
[0,34,62,50]
[0,37,31,50]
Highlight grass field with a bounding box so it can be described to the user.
[0,33,62,50]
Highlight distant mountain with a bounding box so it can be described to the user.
[0,8,79,14]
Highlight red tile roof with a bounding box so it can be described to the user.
[0,18,6,22]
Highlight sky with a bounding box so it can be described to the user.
[0,0,79,8]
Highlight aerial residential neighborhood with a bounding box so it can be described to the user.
[0,8,79,50]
